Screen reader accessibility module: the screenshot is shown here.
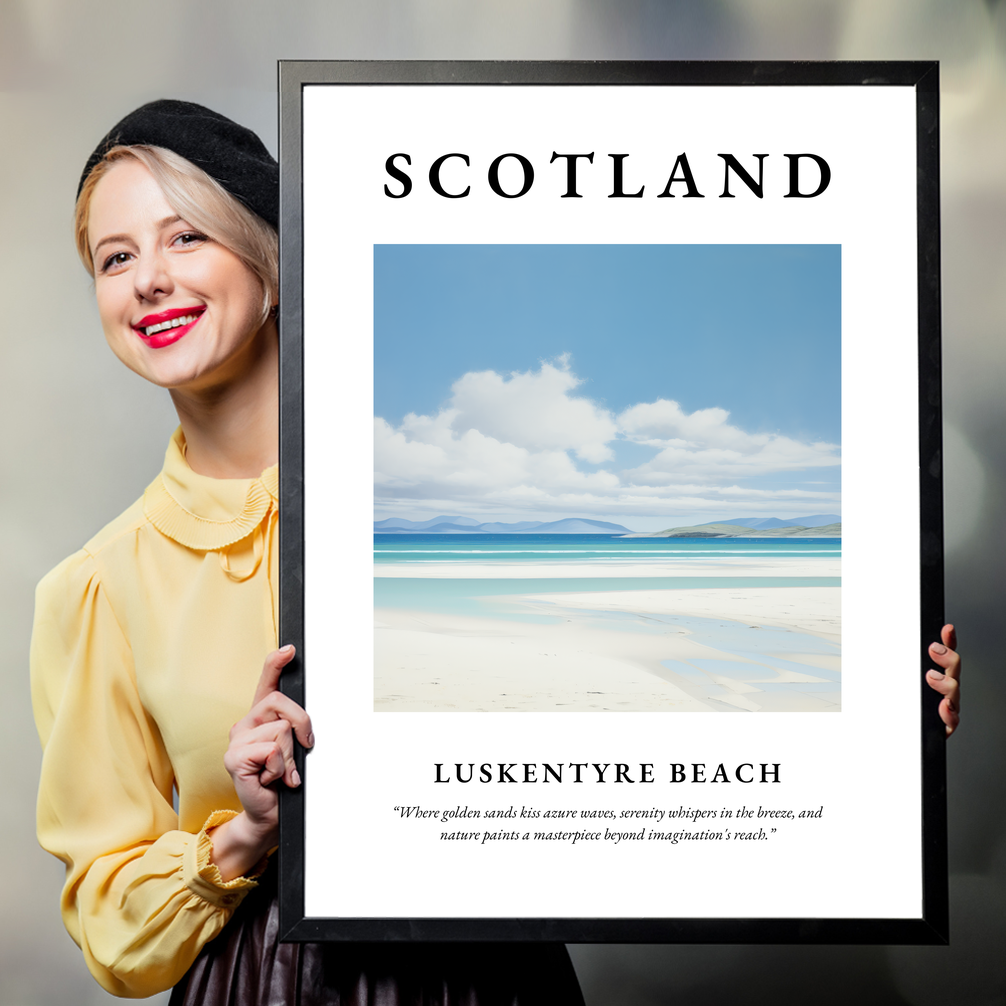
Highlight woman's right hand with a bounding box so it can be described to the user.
[209,645,314,881]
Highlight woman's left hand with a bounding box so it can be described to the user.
[926,624,960,737]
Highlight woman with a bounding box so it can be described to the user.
[33,98,962,1003]
[31,100,585,1003]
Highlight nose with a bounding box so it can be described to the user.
[133,247,173,303]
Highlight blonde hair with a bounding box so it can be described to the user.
[75,145,278,322]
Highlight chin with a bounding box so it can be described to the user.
[122,354,217,391]
[162,363,226,392]
[110,322,271,393]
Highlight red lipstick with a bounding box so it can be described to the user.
[132,306,205,349]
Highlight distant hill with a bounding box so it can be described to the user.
[375,514,839,537]
[791,523,841,536]
[477,521,549,533]
[374,516,632,534]
[411,522,495,534]
[534,518,632,534]
[622,521,841,539]
[374,515,482,530]
[697,514,840,530]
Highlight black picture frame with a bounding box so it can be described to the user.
[277,60,945,944]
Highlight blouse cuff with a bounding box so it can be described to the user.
[183,810,269,909]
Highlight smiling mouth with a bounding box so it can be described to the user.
[136,308,205,338]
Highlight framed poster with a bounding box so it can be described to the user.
[277,61,946,943]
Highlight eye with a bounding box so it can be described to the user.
[100,251,132,274]
[172,230,208,249]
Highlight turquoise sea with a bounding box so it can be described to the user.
[374,533,840,619]
[374,533,841,564]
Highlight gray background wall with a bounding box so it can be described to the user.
[1,2,1003,1003]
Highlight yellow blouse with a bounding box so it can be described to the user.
[31,428,279,998]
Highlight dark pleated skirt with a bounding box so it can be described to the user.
[169,869,584,1006]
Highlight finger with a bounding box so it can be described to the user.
[941,624,957,652]
[224,739,287,786]
[939,696,960,737]
[252,645,296,707]
[926,671,961,738]
[245,690,314,749]
[928,641,961,681]
[258,742,287,787]
[926,669,959,704]
[230,697,313,752]
[235,719,301,788]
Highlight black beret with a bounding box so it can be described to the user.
[78,99,278,228]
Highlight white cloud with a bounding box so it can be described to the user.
[618,398,841,481]
[374,411,620,497]
[448,359,617,463]
[374,360,840,519]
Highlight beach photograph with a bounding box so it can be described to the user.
[374,245,841,712]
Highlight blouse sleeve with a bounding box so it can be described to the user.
[30,549,262,998]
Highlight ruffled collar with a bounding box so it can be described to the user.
[143,428,278,551]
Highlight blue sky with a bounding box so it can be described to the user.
[373,245,840,528]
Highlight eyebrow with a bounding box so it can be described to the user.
[91,215,185,258]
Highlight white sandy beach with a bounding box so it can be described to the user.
[519,587,841,643]
[374,560,840,713]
